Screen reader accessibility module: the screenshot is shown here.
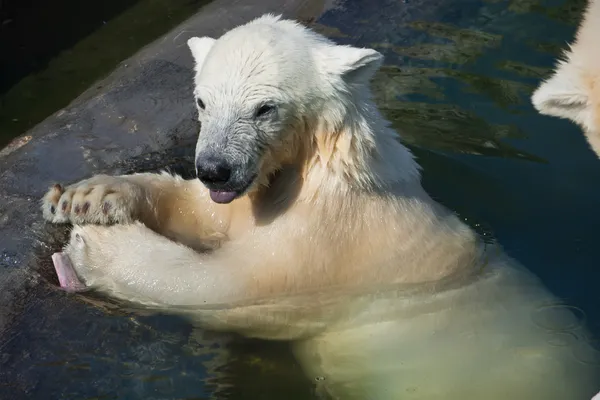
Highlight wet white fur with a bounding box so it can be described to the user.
[532,0,600,158]
[45,14,599,399]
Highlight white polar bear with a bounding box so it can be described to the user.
[532,0,600,158]
[43,14,599,399]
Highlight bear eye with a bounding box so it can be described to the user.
[196,98,206,110]
[255,104,276,118]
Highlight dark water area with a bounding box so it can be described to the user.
[1,0,599,398]
[0,0,136,93]
[0,0,211,148]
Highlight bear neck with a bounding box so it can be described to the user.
[301,94,422,196]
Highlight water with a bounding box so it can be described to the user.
[2,0,600,398]
[0,0,212,148]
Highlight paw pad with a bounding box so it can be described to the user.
[43,177,136,225]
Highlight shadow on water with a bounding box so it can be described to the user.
[0,0,212,148]
[2,0,600,398]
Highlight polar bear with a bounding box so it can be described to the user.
[532,0,600,158]
[42,14,599,399]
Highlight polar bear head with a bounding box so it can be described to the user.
[531,53,600,159]
[531,0,600,159]
[186,14,395,204]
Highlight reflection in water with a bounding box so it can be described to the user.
[363,17,548,162]
[372,66,544,161]
[374,20,501,64]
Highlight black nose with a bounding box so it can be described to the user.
[196,157,232,186]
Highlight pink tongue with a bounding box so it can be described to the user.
[209,190,237,204]
[51,252,86,293]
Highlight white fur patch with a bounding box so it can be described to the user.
[187,36,216,74]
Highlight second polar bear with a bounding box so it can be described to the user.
[43,14,599,400]
[532,0,600,158]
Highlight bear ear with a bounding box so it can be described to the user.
[531,67,589,121]
[324,44,384,85]
[187,36,216,72]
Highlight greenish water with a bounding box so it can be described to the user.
[0,0,211,148]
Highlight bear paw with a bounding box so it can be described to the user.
[41,175,144,225]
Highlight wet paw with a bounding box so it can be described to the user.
[41,175,143,225]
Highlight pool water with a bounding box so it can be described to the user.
[0,0,212,148]
[1,0,600,398]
